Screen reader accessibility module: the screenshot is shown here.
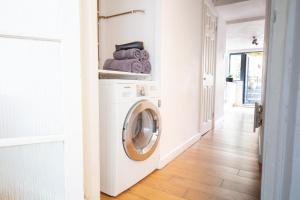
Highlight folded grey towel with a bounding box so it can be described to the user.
[115,41,144,51]
[141,60,151,74]
[140,50,150,61]
[103,59,143,73]
[113,48,142,60]
[131,61,143,73]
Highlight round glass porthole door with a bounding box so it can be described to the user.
[122,100,161,161]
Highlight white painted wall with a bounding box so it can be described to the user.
[158,0,203,166]
[98,0,226,169]
[261,0,300,199]
[214,17,227,123]
[99,0,158,78]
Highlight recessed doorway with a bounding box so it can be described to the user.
[228,51,263,105]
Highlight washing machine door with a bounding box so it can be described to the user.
[123,100,161,161]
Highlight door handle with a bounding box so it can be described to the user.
[253,102,263,132]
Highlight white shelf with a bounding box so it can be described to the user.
[98,69,150,76]
[98,69,152,80]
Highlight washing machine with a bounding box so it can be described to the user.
[99,79,162,196]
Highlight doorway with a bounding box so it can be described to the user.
[217,0,267,198]
[228,51,263,105]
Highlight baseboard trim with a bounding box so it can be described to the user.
[214,117,224,129]
[158,133,202,169]
[199,122,212,136]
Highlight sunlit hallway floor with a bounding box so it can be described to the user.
[101,106,261,200]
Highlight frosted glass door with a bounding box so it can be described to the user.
[0,0,84,199]
[0,38,64,139]
[0,39,66,199]
[0,143,65,200]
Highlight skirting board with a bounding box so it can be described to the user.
[157,133,202,169]
[199,122,212,136]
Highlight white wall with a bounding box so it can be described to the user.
[261,0,300,199]
[99,0,158,78]
[214,17,227,122]
[98,0,226,169]
[98,0,204,167]
[158,0,203,166]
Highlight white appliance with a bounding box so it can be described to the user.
[99,79,162,196]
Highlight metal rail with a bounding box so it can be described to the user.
[98,9,145,20]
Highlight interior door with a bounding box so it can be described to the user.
[200,3,217,135]
[253,0,272,164]
[254,62,267,164]
[0,0,84,199]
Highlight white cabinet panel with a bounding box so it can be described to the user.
[0,38,63,138]
[0,0,61,38]
[0,142,65,200]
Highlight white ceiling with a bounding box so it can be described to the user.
[216,0,266,21]
[215,0,266,51]
[214,0,249,6]
[226,20,265,51]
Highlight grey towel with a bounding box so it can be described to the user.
[140,50,150,61]
[103,59,143,73]
[113,48,142,60]
[115,41,144,51]
[131,61,143,73]
[141,60,151,74]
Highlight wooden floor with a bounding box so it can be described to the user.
[101,107,261,200]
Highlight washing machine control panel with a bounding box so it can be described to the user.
[136,84,160,97]
[118,82,159,98]
[136,85,147,97]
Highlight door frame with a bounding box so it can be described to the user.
[261,0,299,199]
[228,51,263,104]
[61,0,85,199]
[228,52,247,103]
[81,0,101,200]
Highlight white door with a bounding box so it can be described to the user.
[0,0,84,199]
[200,3,217,135]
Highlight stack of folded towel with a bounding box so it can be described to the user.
[103,42,152,74]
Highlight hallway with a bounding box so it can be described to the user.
[101,107,261,200]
